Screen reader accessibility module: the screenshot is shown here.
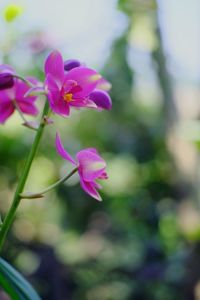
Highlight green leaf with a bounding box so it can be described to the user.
[0,258,41,300]
[0,273,21,300]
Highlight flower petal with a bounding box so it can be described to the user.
[55,133,76,165]
[50,97,70,117]
[79,175,102,201]
[45,74,70,116]
[76,149,106,181]
[85,148,98,154]
[96,78,112,91]
[47,91,70,116]
[18,101,39,116]
[0,102,14,123]
[45,73,60,91]
[89,89,112,110]
[0,64,15,74]
[0,90,13,103]
[44,50,64,88]
[69,98,98,109]
[64,67,101,98]
[15,79,37,102]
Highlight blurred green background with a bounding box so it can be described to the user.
[0,0,200,299]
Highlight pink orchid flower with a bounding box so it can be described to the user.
[44,50,112,117]
[56,133,108,201]
[0,77,39,124]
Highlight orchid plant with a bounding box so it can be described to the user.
[0,50,111,299]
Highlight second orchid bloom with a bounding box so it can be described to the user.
[56,133,108,201]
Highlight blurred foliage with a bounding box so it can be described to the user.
[0,1,199,300]
[3,4,23,23]
[118,0,157,15]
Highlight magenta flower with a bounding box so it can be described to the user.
[44,50,112,117]
[0,77,39,124]
[56,133,108,201]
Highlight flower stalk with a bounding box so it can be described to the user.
[0,100,49,252]
[20,167,78,199]
[12,74,34,87]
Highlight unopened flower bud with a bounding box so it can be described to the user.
[0,73,14,90]
[64,59,81,71]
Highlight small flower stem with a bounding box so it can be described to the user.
[20,167,78,199]
[13,101,27,124]
[12,75,34,87]
[0,100,49,252]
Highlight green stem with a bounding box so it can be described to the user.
[0,100,49,252]
[12,75,34,87]
[20,167,78,199]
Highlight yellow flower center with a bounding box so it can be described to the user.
[63,93,73,102]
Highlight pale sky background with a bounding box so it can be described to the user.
[158,0,200,81]
[0,0,199,81]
